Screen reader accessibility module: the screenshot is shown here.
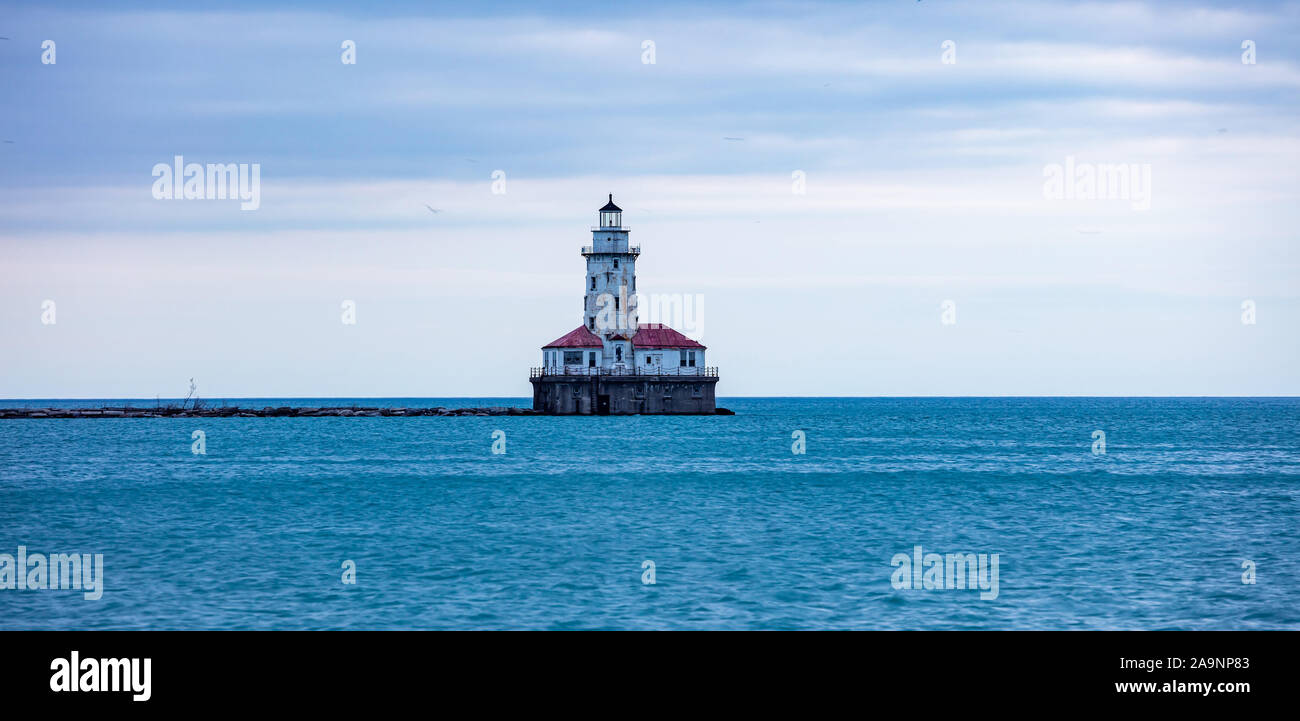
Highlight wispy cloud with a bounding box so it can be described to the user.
[1,0,1297,395]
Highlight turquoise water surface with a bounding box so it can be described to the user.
[1,397,1297,629]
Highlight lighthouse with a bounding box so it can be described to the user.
[530,195,720,415]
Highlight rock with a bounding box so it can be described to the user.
[3,405,545,419]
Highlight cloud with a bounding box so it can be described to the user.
[2,0,1297,395]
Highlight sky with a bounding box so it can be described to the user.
[1,0,1298,398]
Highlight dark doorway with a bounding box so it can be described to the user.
[597,395,610,415]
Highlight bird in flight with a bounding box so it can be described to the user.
[425,205,441,214]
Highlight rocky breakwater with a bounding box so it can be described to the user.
[0,406,542,419]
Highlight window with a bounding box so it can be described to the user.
[563,351,582,365]
[613,259,619,269]
[591,276,596,290]
[680,351,687,367]
[615,346,623,362]
[680,351,696,367]
[588,317,594,330]
[645,356,651,365]
[588,352,596,367]
[614,297,619,311]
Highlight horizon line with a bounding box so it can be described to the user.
[3,395,1299,401]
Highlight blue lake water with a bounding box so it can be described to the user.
[1,397,1297,629]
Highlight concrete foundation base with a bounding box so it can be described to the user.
[529,375,719,415]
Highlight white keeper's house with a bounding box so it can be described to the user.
[529,195,720,415]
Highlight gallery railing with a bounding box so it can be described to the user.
[530,366,718,379]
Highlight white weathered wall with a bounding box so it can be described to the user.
[542,347,602,372]
[633,348,706,373]
[585,253,637,337]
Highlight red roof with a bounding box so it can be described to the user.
[542,323,705,349]
[542,325,603,348]
[631,323,706,349]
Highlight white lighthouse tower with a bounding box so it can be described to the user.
[583,194,639,370]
